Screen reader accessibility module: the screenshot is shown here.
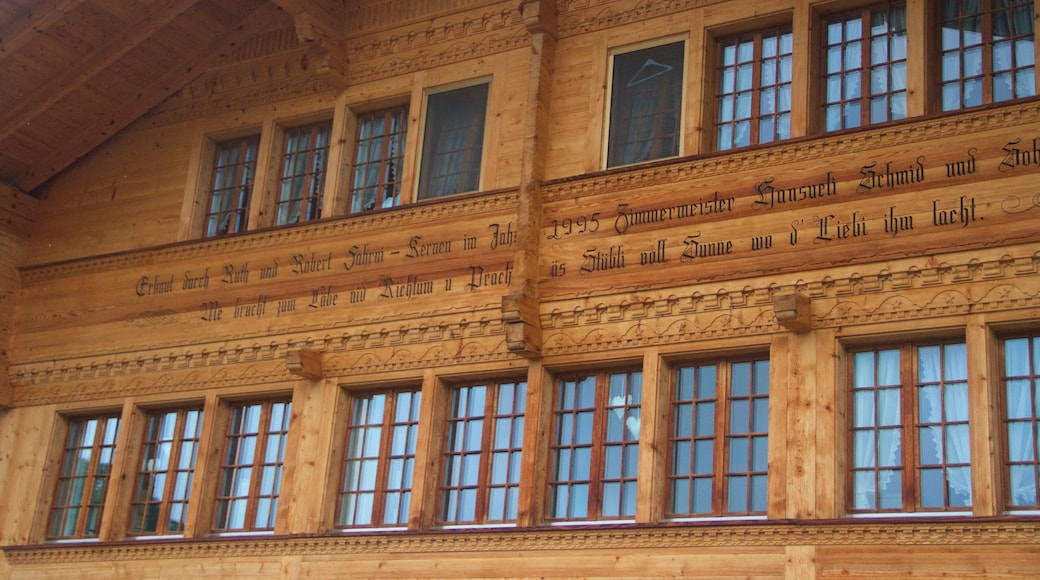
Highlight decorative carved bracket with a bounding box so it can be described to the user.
[286,348,324,379]
[502,291,541,358]
[273,0,348,85]
[772,292,812,332]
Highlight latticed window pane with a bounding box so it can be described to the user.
[48,415,121,539]
[337,389,421,528]
[607,40,684,167]
[129,408,203,535]
[204,135,259,237]
[276,122,332,225]
[351,106,408,213]
[1003,335,1040,509]
[716,27,792,150]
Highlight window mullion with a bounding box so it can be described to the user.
[715,363,730,515]
[902,343,919,511]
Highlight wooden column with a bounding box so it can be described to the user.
[0,184,36,408]
[967,315,999,516]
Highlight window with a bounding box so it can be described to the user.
[549,370,641,521]
[275,122,332,225]
[940,0,1036,111]
[715,26,793,150]
[204,135,260,237]
[350,106,408,213]
[668,357,770,517]
[47,414,121,539]
[849,341,971,512]
[128,408,203,536]
[213,400,291,532]
[440,380,526,525]
[417,83,488,200]
[1002,334,1040,509]
[607,40,684,167]
[823,3,907,131]
[337,389,421,528]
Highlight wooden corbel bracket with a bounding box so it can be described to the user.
[502,291,542,358]
[772,292,812,332]
[286,348,324,380]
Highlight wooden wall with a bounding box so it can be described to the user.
[3,0,1040,578]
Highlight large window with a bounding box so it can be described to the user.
[849,341,972,512]
[128,408,203,536]
[715,26,793,150]
[441,380,526,525]
[940,0,1036,111]
[337,389,421,528]
[204,135,260,237]
[668,357,770,517]
[275,121,332,225]
[48,414,121,539]
[549,370,642,522]
[823,3,907,131]
[417,83,488,200]
[607,40,684,167]
[1003,334,1040,509]
[213,400,291,532]
[350,106,408,213]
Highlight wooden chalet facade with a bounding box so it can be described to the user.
[1,0,1039,577]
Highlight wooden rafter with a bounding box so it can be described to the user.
[0,0,87,64]
[0,0,204,145]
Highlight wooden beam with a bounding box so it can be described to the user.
[271,0,348,85]
[0,0,86,64]
[0,0,205,145]
[286,348,324,380]
[17,1,276,192]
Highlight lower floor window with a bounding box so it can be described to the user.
[129,408,203,535]
[1003,334,1040,509]
[214,400,291,531]
[48,414,121,539]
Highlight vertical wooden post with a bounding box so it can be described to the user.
[518,359,548,527]
[281,375,338,534]
[411,368,445,530]
[184,391,225,538]
[636,347,666,523]
[967,315,998,516]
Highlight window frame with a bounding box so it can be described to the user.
[438,379,527,526]
[605,38,686,168]
[212,398,292,533]
[274,120,333,226]
[416,80,490,201]
[349,104,409,213]
[127,406,204,537]
[547,368,642,523]
[201,134,261,238]
[999,332,1040,511]
[847,339,973,514]
[666,355,770,519]
[335,387,422,529]
[47,413,123,540]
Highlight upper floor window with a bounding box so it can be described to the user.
[823,3,908,131]
[337,389,421,528]
[48,414,121,539]
[204,135,259,237]
[549,370,642,522]
[669,357,770,518]
[128,408,203,536]
[417,83,488,200]
[607,40,685,167]
[1002,334,1040,510]
[715,26,793,150]
[441,380,526,525]
[849,341,971,513]
[213,400,291,532]
[275,121,332,225]
[351,106,408,213]
[940,0,1036,111]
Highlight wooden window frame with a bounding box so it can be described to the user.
[999,332,1040,510]
[848,340,972,513]
[714,25,794,151]
[47,414,122,539]
[127,407,204,536]
[937,0,1037,111]
[439,379,526,526]
[416,81,489,201]
[202,134,260,238]
[605,39,686,168]
[349,105,409,213]
[547,369,642,522]
[336,388,422,529]
[274,121,332,225]
[821,2,908,132]
[212,399,292,533]
[667,356,770,518]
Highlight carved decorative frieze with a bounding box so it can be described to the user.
[558,0,721,37]
[4,520,1038,565]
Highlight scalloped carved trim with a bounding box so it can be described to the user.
[543,102,1040,203]
[20,190,517,282]
[558,0,721,37]
[5,520,1038,565]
